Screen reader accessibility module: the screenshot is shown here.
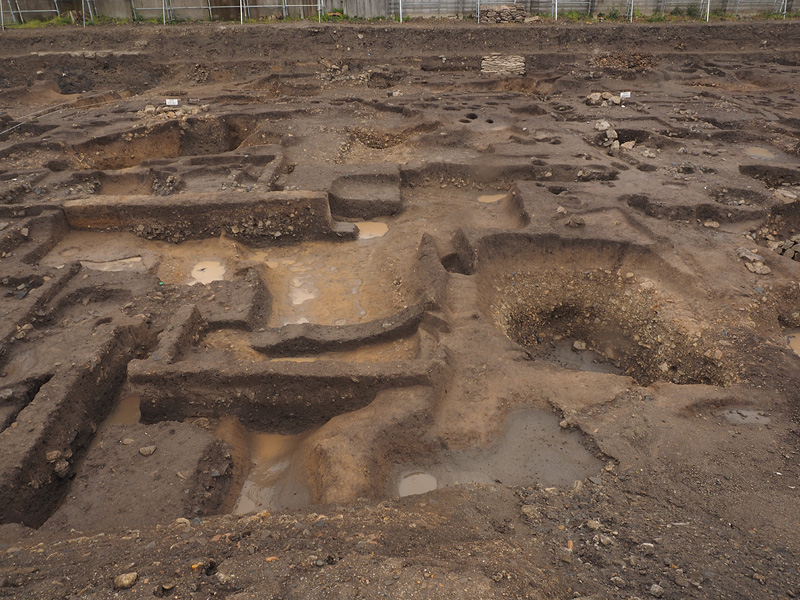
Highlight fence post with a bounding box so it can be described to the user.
[1,0,4,31]
[554,0,557,20]
[82,0,86,26]
[399,0,403,22]
[705,0,710,20]
[240,0,243,23]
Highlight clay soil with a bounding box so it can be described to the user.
[1,18,800,600]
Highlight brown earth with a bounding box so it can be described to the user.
[0,19,799,600]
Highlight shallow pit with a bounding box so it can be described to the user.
[392,410,602,496]
[479,242,730,386]
[190,260,226,285]
[355,221,389,239]
[786,329,800,357]
[214,417,311,514]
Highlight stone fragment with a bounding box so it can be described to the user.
[139,445,157,456]
[114,572,138,590]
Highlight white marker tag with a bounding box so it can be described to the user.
[165,98,179,106]
[620,91,632,100]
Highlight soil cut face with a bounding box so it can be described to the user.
[1,20,800,600]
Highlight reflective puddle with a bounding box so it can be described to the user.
[190,261,225,285]
[215,417,311,515]
[80,256,146,272]
[477,193,506,204]
[355,221,389,239]
[745,146,775,160]
[393,409,602,496]
[398,472,438,497]
[787,330,800,357]
[721,409,771,425]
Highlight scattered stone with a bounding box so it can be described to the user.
[566,216,586,227]
[54,460,70,478]
[745,262,772,275]
[114,572,138,590]
[703,220,720,229]
[587,92,622,106]
[649,583,664,597]
[572,340,587,351]
[586,92,603,106]
[139,445,157,456]
[775,189,797,203]
[737,247,765,262]
[586,519,602,530]
[595,120,611,131]
[121,438,135,445]
[45,450,62,463]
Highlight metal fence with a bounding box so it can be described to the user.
[552,0,591,17]
[0,0,792,27]
[129,0,322,22]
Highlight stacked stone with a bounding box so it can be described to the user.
[776,236,800,262]
[481,54,526,76]
[479,4,529,23]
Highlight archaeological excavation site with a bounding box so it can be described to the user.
[0,17,799,600]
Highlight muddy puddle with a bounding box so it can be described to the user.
[392,410,601,497]
[355,221,389,239]
[539,339,623,376]
[79,256,146,272]
[42,231,407,327]
[87,395,141,452]
[477,193,506,204]
[215,417,311,514]
[786,330,800,357]
[721,409,771,425]
[190,260,226,285]
[745,146,776,160]
[246,241,406,327]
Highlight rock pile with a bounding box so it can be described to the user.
[737,246,772,274]
[772,236,800,262]
[479,4,528,23]
[481,54,526,76]
[586,92,623,107]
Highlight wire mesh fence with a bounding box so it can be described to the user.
[0,0,793,28]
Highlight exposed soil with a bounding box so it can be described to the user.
[1,19,800,600]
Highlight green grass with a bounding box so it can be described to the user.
[8,15,72,28]
[561,10,590,21]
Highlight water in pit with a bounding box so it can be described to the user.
[393,409,601,496]
[786,330,800,357]
[215,417,311,514]
[398,472,438,497]
[745,146,776,160]
[355,221,389,239]
[190,261,226,285]
[87,395,141,452]
[80,256,146,272]
[477,193,506,204]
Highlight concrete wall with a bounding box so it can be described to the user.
[0,0,791,23]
